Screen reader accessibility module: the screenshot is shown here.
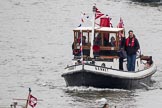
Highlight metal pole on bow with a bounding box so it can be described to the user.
[90,5,96,58]
[25,88,31,108]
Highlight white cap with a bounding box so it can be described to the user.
[96,98,108,107]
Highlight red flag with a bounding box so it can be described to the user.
[117,17,124,37]
[28,94,37,108]
[95,8,104,19]
[117,17,124,28]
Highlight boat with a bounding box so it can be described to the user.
[11,88,40,108]
[61,6,157,89]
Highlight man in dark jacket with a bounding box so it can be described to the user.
[119,34,126,70]
[125,30,140,71]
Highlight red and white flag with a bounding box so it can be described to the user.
[28,94,37,108]
[95,7,104,20]
[117,17,124,28]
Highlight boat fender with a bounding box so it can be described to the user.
[75,60,81,65]
[101,63,105,67]
[77,60,81,64]
[90,59,95,65]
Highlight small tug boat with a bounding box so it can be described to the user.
[61,6,157,89]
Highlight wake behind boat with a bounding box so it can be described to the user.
[61,6,157,89]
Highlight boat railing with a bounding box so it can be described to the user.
[73,55,119,61]
[82,45,118,50]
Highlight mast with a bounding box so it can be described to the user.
[90,5,96,58]
[80,30,84,69]
[25,88,31,108]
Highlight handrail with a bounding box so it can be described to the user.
[99,56,119,59]
[82,45,118,50]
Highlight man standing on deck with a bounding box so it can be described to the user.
[125,30,140,71]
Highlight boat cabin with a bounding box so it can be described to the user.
[72,27,125,60]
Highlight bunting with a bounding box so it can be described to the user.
[78,7,104,27]
[78,12,90,27]
[78,7,111,27]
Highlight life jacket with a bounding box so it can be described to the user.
[126,37,135,47]
[73,49,80,55]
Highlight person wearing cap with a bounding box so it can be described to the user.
[125,30,140,71]
[102,103,109,108]
[118,33,126,70]
[109,36,116,47]
[96,98,108,108]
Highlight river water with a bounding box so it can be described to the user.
[0,0,162,108]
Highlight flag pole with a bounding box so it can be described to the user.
[80,30,84,69]
[25,88,31,108]
[90,5,96,58]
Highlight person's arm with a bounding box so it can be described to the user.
[72,42,74,50]
[124,37,127,51]
[121,37,126,48]
[135,38,140,52]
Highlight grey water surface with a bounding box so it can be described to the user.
[0,0,162,108]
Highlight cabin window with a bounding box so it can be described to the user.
[94,32,101,45]
[102,32,109,46]
[74,31,81,44]
[109,33,116,47]
[82,32,90,45]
